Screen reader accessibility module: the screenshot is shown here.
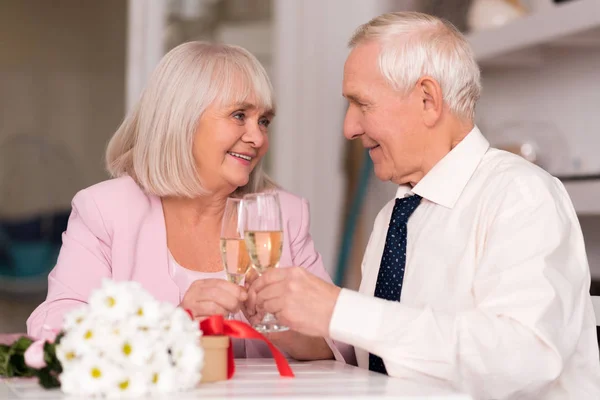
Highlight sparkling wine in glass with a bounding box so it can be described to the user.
[220,198,251,320]
[242,192,288,333]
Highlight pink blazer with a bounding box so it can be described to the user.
[27,176,354,362]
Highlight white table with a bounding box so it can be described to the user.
[1,359,472,399]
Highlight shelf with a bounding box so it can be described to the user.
[563,179,600,215]
[467,0,600,68]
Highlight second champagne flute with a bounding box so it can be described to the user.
[242,192,288,333]
[220,198,251,320]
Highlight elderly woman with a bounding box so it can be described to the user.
[27,42,350,362]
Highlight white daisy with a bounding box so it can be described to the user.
[152,365,178,394]
[63,304,91,331]
[131,296,162,329]
[104,370,148,398]
[108,330,155,368]
[65,356,121,397]
[58,280,205,397]
[170,337,204,389]
[88,279,139,321]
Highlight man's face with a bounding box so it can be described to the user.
[342,41,428,185]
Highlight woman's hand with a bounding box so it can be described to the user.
[180,279,248,319]
[240,268,264,325]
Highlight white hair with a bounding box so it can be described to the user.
[349,12,481,121]
[106,41,277,198]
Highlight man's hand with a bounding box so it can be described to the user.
[250,267,341,338]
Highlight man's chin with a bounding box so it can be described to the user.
[372,167,392,183]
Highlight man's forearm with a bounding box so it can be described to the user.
[268,331,333,361]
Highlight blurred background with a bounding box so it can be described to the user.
[1,0,599,333]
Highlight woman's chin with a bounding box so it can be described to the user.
[227,176,250,190]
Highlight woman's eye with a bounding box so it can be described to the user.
[233,112,246,121]
[259,118,271,127]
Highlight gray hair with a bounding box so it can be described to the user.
[106,41,277,198]
[349,12,481,121]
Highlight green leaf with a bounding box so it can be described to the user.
[54,332,65,345]
[10,353,35,377]
[0,344,11,376]
[12,337,33,352]
[35,367,61,389]
[43,341,62,374]
[5,360,14,377]
[0,337,35,377]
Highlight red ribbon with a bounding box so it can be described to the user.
[186,312,294,379]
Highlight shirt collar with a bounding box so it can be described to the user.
[395,126,490,209]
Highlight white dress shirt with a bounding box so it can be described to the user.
[330,126,600,399]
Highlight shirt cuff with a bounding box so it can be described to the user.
[329,288,385,352]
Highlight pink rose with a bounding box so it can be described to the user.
[24,340,47,369]
[24,326,59,370]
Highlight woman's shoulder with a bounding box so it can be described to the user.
[274,189,311,217]
[274,189,305,209]
[72,176,153,223]
[77,176,148,204]
[273,189,312,235]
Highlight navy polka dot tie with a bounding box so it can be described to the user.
[368,194,422,375]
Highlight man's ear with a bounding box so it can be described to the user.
[417,76,443,127]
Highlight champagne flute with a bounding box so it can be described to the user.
[242,192,288,333]
[220,198,251,320]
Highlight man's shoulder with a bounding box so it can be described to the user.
[476,148,565,208]
[481,148,554,180]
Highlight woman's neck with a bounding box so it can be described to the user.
[161,193,229,227]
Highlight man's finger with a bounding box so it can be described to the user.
[250,268,287,293]
[262,298,283,316]
[255,282,287,306]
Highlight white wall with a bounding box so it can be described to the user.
[477,49,600,178]
[476,47,600,278]
[0,0,126,219]
[271,0,408,275]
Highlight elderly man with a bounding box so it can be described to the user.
[249,11,600,399]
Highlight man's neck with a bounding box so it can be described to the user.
[405,119,474,187]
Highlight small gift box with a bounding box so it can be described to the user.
[199,335,229,383]
[197,315,294,382]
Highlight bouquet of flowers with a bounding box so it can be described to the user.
[0,280,204,398]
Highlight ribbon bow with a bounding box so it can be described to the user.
[188,313,295,379]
